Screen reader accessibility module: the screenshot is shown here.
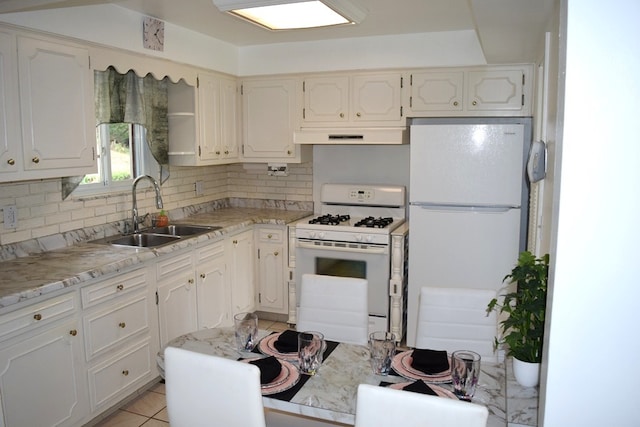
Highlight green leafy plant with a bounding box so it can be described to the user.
[487,251,549,363]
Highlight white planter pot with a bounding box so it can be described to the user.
[512,357,540,387]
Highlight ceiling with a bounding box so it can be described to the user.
[0,0,556,63]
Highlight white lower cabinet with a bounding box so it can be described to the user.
[195,240,231,329]
[156,251,199,347]
[81,266,159,416]
[0,292,88,427]
[227,229,255,315]
[256,225,288,314]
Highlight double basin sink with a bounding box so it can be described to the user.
[92,224,221,248]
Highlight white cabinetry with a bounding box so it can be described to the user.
[302,72,404,127]
[0,292,88,427]
[168,72,239,166]
[240,77,310,163]
[195,240,231,329]
[227,229,256,314]
[0,30,96,182]
[80,266,159,414]
[406,65,533,117]
[156,250,198,347]
[255,225,287,314]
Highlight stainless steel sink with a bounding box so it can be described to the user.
[89,223,221,248]
[108,233,181,248]
[146,224,220,236]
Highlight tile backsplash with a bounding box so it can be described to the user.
[0,162,313,248]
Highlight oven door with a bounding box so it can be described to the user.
[295,238,390,317]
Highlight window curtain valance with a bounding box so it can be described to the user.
[95,66,170,165]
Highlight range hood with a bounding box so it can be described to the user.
[294,128,408,145]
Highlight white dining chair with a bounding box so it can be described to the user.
[354,383,489,427]
[297,273,369,345]
[165,347,268,427]
[416,286,498,362]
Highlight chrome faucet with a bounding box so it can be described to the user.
[131,175,163,234]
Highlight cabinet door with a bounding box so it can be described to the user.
[303,75,349,124]
[17,36,96,177]
[409,71,464,112]
[197,72,222,162]
[351,73,403,123]
[219,75,239,161]
[156,253,197,347]
[228,230,255,314]
[256,227,287,314]
[0,31,21,181]
[467,69,525,112]
[241,78,298,160]
[196,241,231,329]
[0,319,88,427]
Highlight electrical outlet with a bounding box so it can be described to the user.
[195,180,204,196]
[3,205,17,229]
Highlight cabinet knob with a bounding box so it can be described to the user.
[69,329,78,336]
[122,370,129,376]
[7,158,15,166]
[32,156,40,164]
[287,150,292,155]
[453,101,459,106]
[472,100,478,106]
[274,251,279,256]
[116,284,124,291]
[267,234,273,239]
[33,313,42,321]
[215,151,221,155]
[233,240,238,244]
[339,112,344,118]
[188,278,194,284]
[356,112,361,117]
[224,150,229,155]
[200,273,206,279]
[119,322,126,328]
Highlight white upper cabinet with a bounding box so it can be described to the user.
[406,65,533,117]
[18,36,96,177]
[0,30,96,182]
[168,72,239,166]
[240,77,310,163]
[302,72,404,127]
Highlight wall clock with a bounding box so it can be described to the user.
[143,17,164,51]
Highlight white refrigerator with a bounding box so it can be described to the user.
[406,118,531,348]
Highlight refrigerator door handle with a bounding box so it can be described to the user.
[409,203,519,213]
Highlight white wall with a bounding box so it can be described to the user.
[541,1,640,426]
[0,5,487,76]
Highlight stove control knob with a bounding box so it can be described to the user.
[317,232,325,239]
[354,234,363,242]
[308,231,317,239]
[365,235,374,243]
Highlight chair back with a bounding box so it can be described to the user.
[297,274,369,345]
[416,286,498,361]
[354,384,489,427]
[164,347,266,427]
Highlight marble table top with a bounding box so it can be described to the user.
[157,328,509,426]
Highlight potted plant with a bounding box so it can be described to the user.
[487,251,549,387]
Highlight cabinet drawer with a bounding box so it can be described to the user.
[88,338,154,411]
[81,267,148,308]
[197,240,225,264]
[83,292,150,360]
[257,227,284,243]
[0,292,77,342]
[156,252,193,278]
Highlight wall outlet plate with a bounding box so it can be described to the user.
[3,205,17,229]
[195,180,204,196]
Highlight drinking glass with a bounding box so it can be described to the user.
[451,350,481,401]
[234,312,258,353]
[298,331,324,375]
[368,331,396,375]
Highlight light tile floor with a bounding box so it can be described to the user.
[92,319,289,427]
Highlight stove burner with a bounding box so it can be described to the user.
[353,216,394,228]
[309,214,351,226]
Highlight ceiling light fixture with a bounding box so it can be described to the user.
[211,0,367,30]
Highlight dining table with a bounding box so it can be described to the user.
[156,327,509,427]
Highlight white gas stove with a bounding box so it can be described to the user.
[294,184,406,334]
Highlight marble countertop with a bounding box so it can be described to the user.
[157,327,511,426]
[0,207,312,310]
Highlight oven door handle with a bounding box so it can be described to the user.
[296,240,388,254]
